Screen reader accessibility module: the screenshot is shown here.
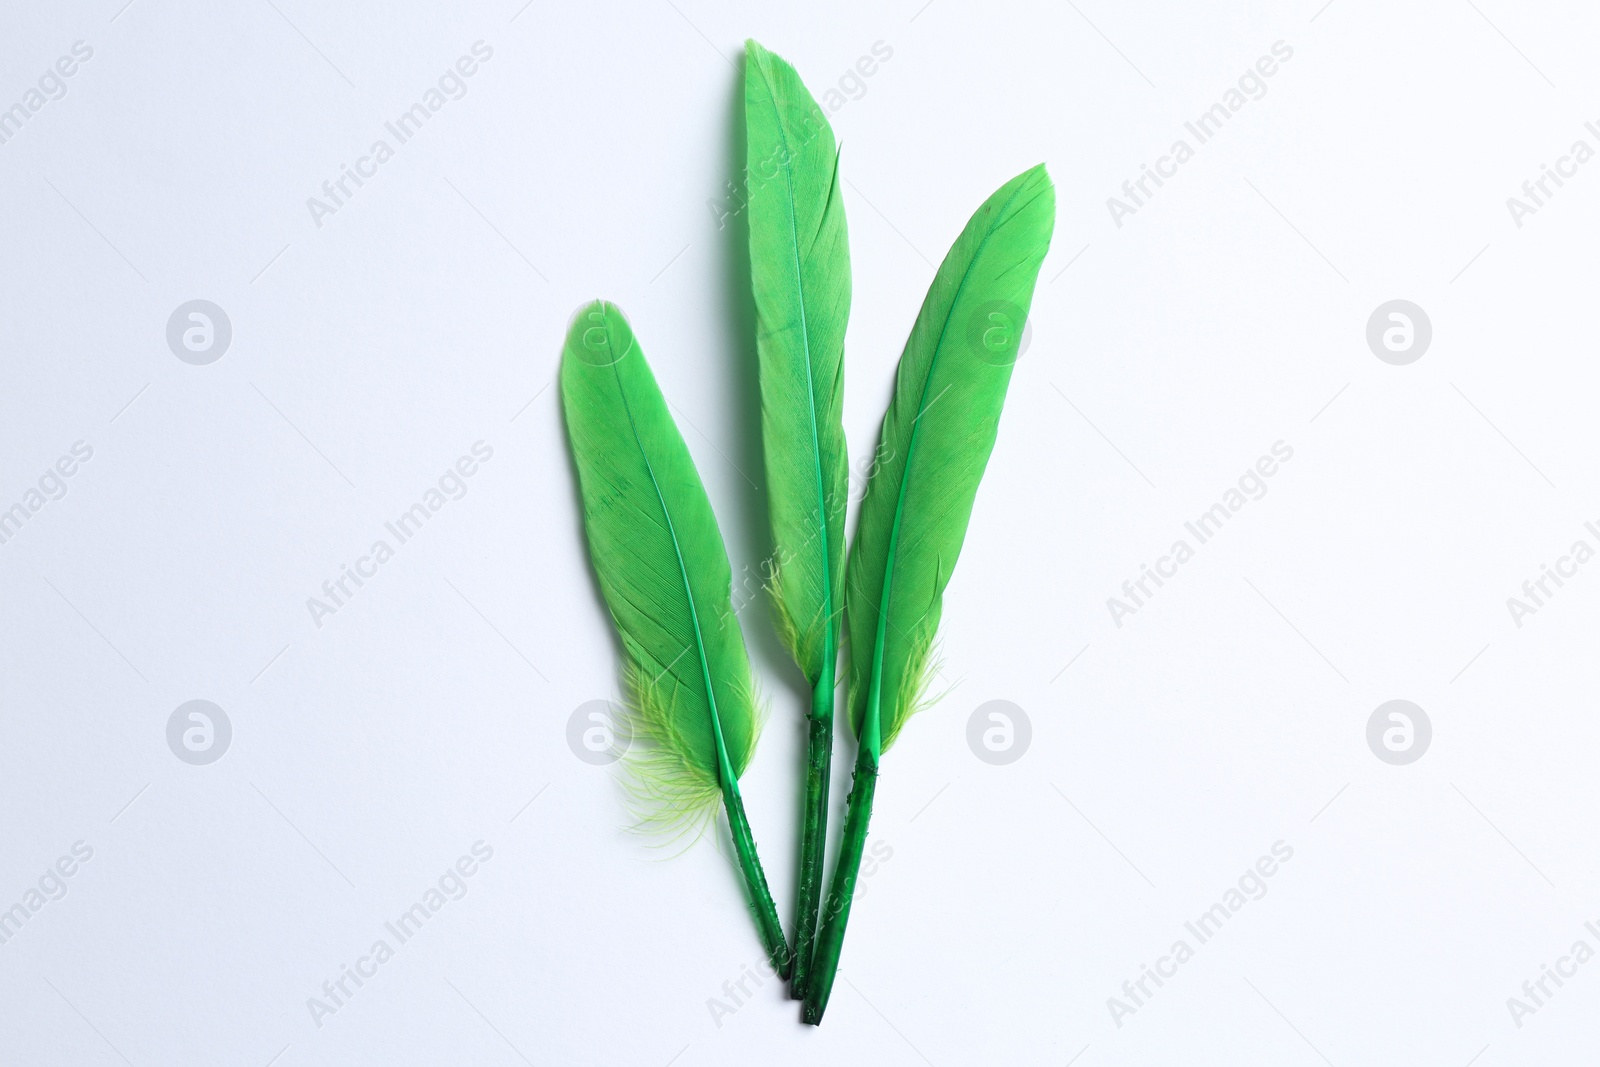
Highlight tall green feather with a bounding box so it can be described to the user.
[560,300,790,978]
[743,38,850,998]
[805,165,1056,1023]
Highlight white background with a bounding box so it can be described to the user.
[2,0,1598,1063]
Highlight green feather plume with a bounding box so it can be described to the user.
[845,164,1056,758]
[744,38,851,683]
[560,300,760,825]
[561,300,790,973]
[743,38,851,997]
[806,166,1056,1023]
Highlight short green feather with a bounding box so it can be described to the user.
[559,300,759,826]
[561,299,791,975]
[845,165,1056,757]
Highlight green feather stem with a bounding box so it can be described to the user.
[560,300,790,978]
[804,166,1056,1023]
[743,38,851,999]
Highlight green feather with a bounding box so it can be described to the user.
[743,38,853,998]
[561,300,790,974]
[744,39,851,682]
[806,167,1057,1023]
[560,300,759,824]
[845,165,1056,758]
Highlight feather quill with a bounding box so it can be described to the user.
[805,166,1056,1023]
[560,300,790,976]
[743,38,851,997]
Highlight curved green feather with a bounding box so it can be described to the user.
[844,165,1056,757]
[560,300,759,826]
[744,39,851,684]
